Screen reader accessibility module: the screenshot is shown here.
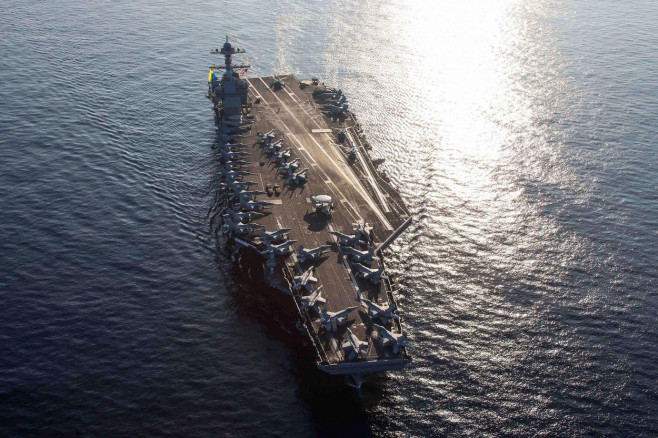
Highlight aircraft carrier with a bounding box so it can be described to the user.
[207,38,412,387]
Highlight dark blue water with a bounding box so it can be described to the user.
[1,0,656,436]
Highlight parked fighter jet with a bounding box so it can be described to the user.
[292,266,317,291]
[325,104,349,116]
[351,263,386,284]
[223,219,263,235]
[240,200,274,211]
[230,190,267,204]
[264,139,284,154]
[278,158,300,175]
[287,168,309,185]
[276,148,292,163]
[221,160,250,170]
[297,245,330,263]
[299,286,326,313]
[373,323,409,354]
[322,96,347,109]
[315,306,357,332]
[221,170,254,180]
[257,129,277,143]
[223,210,264,224]
[329,230,357,247]
[223,180,258,192]
[343,246,375,265]
[260,227,292,243]
[221,150,252,160]
[318,95,347,106]
[352,220,374,245]
[316,91,343,100]
[262,239,296,256]
[313,88,341,98]
[220,142,249,150]
[342,328,369,360]
[360,298,399,324]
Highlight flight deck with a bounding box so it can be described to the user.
[208,39,411,386]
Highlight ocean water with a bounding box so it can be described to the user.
[1,0,656,436]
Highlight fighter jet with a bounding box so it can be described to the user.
[334,104,349,115]
[262,239,297,256]
[292,266,317,292]
[257,129,276,142]
[231,189,266,199]
[316,91,343,100]
[221,150,251,160]
[342,328,369,360]
[278,158,300,175]
[221,160,250,170]
[264,139,284,154]
[360,298,399,324]
[220,142,249,150]
[240,200,274,211]
[221,170,254,180]
[223,180,258,192]
[299,286,326,313]
[287,168,309,185]
[260,227,292,243]
[329,230,356,247]
[223,210,264,224]
[223,219,264,235]
[322,96,347,109]
[314,306,357,332]
[318,95,347,106]
[276,148,292,163]
[297,245,330,263]
[343,246,375,265]
[352,220,374,244]
[313,88,341,98]
[351,263,386,284]
[231,190,267,205]
[373,323,409,354]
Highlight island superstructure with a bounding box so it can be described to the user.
[207,38,412,387]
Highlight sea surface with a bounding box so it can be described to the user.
[1,0,656,436]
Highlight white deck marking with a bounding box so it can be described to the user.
[259,78,393,230]
[283,83,393,215]
[344,129,391,213]
[248,81,362,222]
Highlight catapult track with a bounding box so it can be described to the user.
[212,72,411,377]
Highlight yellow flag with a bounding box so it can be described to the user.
[208,69,213,83]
